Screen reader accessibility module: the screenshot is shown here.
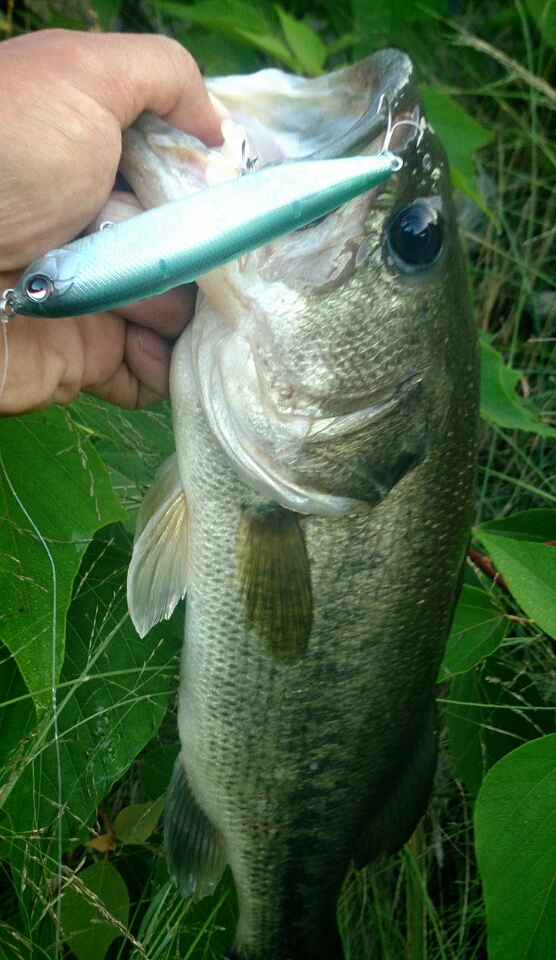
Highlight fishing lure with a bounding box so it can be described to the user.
[1,152,401,321]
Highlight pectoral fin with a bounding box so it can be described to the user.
[236,504,312,661]
[164,754,227,900]
[127,454,188,638]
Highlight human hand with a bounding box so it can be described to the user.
[0,29,225,414]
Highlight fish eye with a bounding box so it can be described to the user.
[387,200,443,270]
[24,274,53,302]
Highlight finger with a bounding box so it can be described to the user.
[4,30,225,147]
[0,315,96,414]
[114,285,198,339]
[82,323,174,409]
[87,191,145,229]
[0,32,224,270]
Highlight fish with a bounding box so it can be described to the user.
[125,47,479,960]
[7,152,399,319]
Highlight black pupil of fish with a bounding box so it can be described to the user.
[388,203,442,267]
[25,275,52,302]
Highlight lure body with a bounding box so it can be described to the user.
[9,153,398,319]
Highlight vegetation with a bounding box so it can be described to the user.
[0,1,554,958]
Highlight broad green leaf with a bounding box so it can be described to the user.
[525,0,556,49]
[419,87,494,211]
[157,0,271,34]
[4,538,179,921]
[140,742,180,801]
[439,585,508,679]
[0,410,125,712]
[480,338,556,437]
[446,655,555,796]
[231,27,297,68]
[475,532,556,638]
[0,646,36,824]
[114,796,165,843]
[177,26,261,74]
[60,860,129,960]
[474,734,556,960]
[479,508,556,542]
[158,0,296,68]
[70,397,174,515]
[274,4,326,74]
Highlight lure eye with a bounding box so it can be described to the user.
[24,274,53,302]
[387,200,443,269]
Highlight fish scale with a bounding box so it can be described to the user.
[126,49,478,959]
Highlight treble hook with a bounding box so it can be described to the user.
[378,96,425,157]
[240,140,258,176]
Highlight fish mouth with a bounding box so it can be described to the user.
[205,48,419,166]
[121,49,421,207]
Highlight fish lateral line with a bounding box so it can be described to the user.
[4,152,402,321]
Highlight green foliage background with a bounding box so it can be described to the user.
[0,1,555,958]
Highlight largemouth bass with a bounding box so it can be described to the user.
[126,49,478,960]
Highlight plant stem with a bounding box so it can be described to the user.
[406,822,427,960]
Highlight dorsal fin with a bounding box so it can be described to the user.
[236,504,312,661]
[127,454,188,637]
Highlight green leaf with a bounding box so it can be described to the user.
[274,4,326,74]
[439,585,509,679]
[479,338,556,437]
[475,532,556,638]
[419,87,494,211]
[114,796,166,843]
[525,0,556,50]
[231,27,297,68]
[177,26,261,74]
[139,742,180,801]
[446,655,555,796]
[3,539,179,862]
[0,410,125,713]
[0,643,36,801]
[479,509,556,542]
[474,734,556,960]
[158,0,296,69]
[157,0,271,33]
[60,860,129,960]
[70,397,175,517]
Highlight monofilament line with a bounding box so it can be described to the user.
[0,452,63,956]
[0,312,8,402]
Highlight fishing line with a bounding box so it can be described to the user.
[0,332,63,954]
[0,309,9,402]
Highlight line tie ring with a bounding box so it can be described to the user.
[0,289,15,322]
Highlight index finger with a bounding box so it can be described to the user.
[2,30,225,146]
